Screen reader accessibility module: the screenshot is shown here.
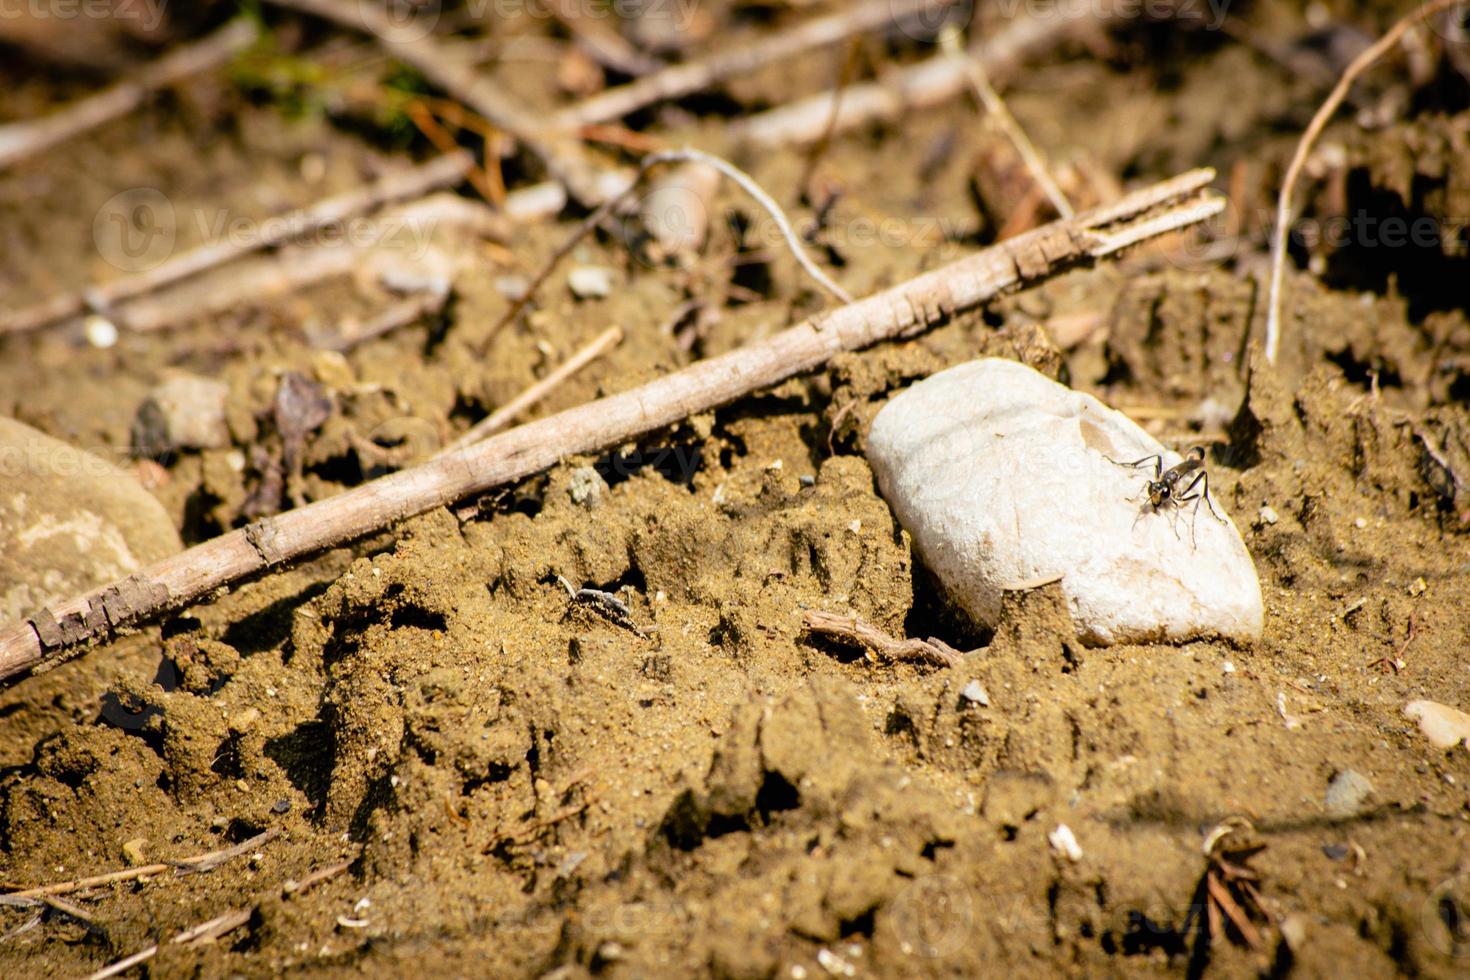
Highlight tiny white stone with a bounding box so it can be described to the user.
[1222,661,1236,674]
[1049,823,1083,861]
[84,315,118,349]
[568,265,614,299]
[960,680,990,706]
[866,360,1263,644]
[1259,506,1278,525]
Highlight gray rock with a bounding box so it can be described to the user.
[1324,769,1374,818]
[133,372,231,453]
[866,359,1263,645]
[0,418,182,622]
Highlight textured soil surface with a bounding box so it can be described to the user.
[2,2,1469,977]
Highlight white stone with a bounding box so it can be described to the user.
[568,265,613,299]
[866,359,1263,645]
[1048,823,1083,861]
[1404,700,1470,750]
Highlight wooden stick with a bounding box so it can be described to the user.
[445,325,624,453]
[0,829,280,904]
[730,5,1101,149]
[0,152,476,336]
[264,0,619,206]
[0,170,1222,684]
[0,20,257,171]
[1262,0,1457,364]
[801,610,961,667]
[549,0,952,131]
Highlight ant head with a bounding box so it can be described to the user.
[1147,481,1170,508]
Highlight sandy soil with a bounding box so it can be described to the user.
[1,2,1469,977]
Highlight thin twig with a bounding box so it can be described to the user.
[0,170,1223,683]
[171,908,253,946]
[801,609,961,667]
[84,945,158,980]
[1263,0,1458,364]
[0,153,476,336]
[0,829,280,904]
[940,26,1074,219]
[446,326,623,453]
[490,147,852,341]
[0,20,257,170]
[731,5,1103,149]
[550,0,951,131]
[283,859,353,896]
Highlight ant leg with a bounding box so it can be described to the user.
[1106,454,1163,480]
[1176,471,1227,524]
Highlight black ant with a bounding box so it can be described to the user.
[1108,446,1226,546]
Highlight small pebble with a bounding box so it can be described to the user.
[84,315,118,348]
[1049,823,1083,862]
[960,680,990,707]
[799,474,816,488]
[568,466,608,508]
[1259,506,1279,525]
[494,274,529,300]
[568,265,614,299]
[272,799,291,814]
[1321,843,1350,861]
[1324,769,1373,818]
[121,837,148,866]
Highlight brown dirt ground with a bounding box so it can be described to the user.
[2,2,1470,977]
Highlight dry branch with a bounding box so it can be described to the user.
[0,169,1223,684]
[106,195,489,335]
[265,0,620,205]
[801,610,961,667]
[0,20,257,171]
[0,152,477,336]
[1262,0,1458,364]
[730,5,1102,149]
[550,0,953,131]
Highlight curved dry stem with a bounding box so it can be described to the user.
[1264,0,1458,364]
